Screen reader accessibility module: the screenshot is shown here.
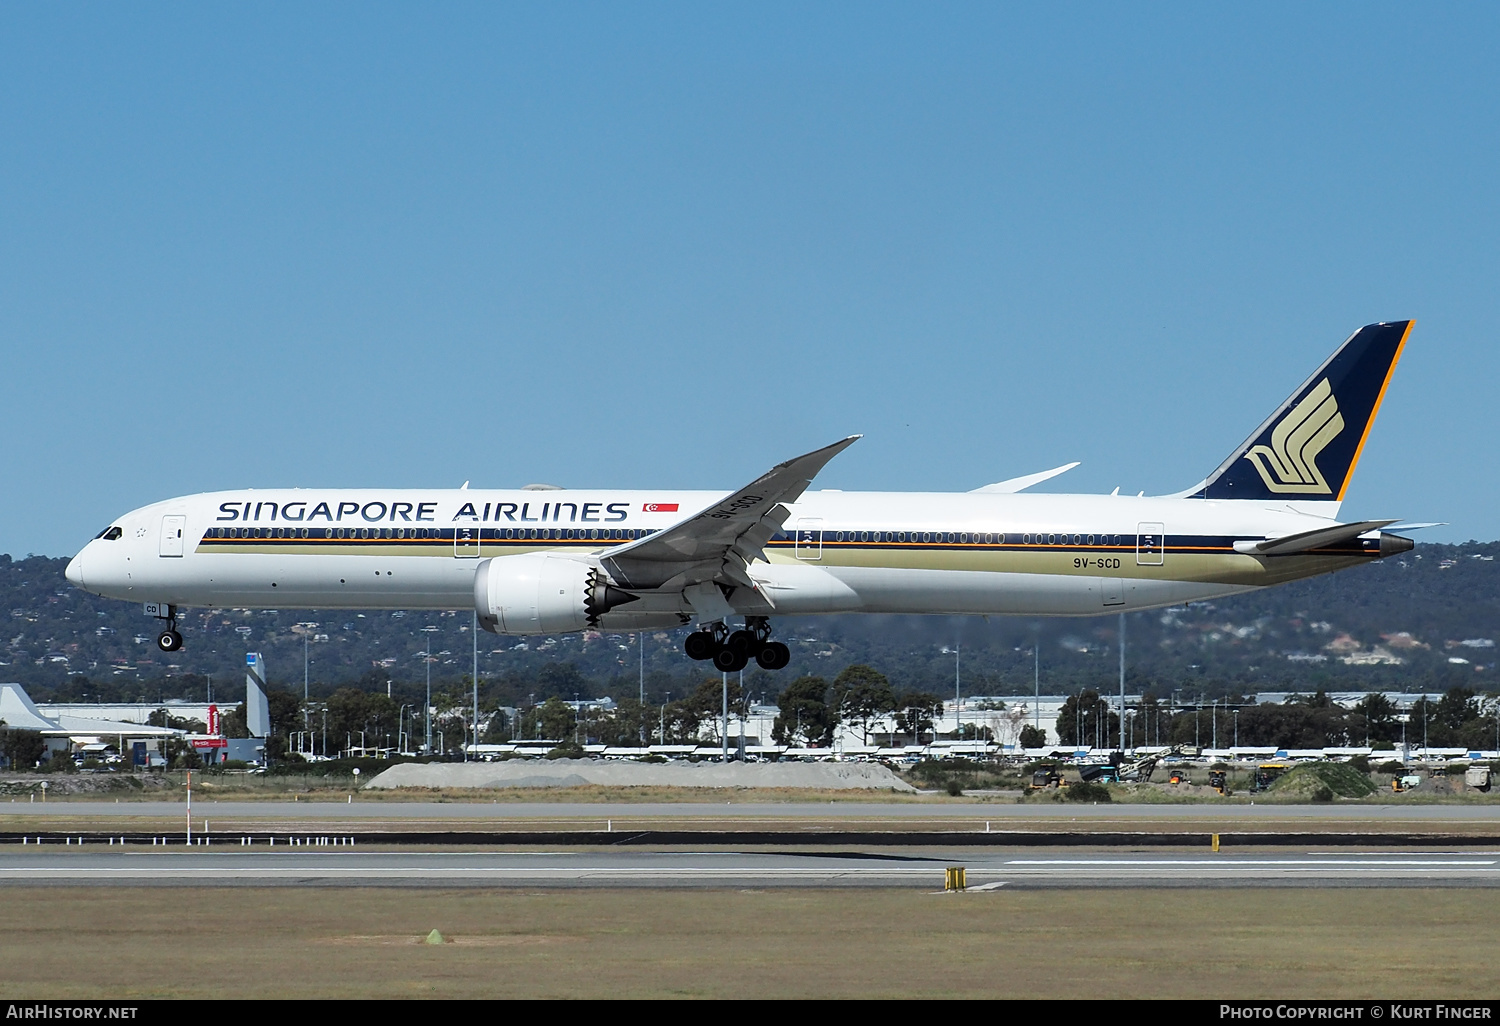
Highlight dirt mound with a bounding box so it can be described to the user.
[1269,762,1378,799]
[366,759,916,791]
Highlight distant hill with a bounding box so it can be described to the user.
[3,540,1497,708]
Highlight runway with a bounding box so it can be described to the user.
[4,847,1500,888]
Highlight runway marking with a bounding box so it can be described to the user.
[1307,851,1500,857]
[1006,859,1496,866]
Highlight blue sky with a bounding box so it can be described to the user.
[3,4,1497,556]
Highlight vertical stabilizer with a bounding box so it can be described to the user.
[1191,321,1412,504]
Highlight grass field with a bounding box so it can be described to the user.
[1,886,1496,999]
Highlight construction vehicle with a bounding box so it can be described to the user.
[1118,745,1186,783]
[1465,765,1492,793]
[1392,774,1422,793]
[1078,746,1185,785]
[1028,767,1065,790]
[1249,763,1291,794]
[1168,768,1189,785]
[1078,763,1120,784]
[1208,769,1230,796]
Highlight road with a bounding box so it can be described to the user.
[4,847,1500,887]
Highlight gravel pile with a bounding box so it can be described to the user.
[366,759,915,791]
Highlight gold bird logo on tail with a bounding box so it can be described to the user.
[1242,378,1344,494]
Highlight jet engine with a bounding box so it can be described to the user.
[473,553,638,635]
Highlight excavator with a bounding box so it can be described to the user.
[1079,746,1187,784]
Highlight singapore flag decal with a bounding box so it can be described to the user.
[642,502,679,513]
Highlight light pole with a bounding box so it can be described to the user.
[1118,611,1126,752]
[470,609,479,763]
[1033,629,1040,730]
[661,692,670,745]
[424,634,433,754]
[1075,687,1086,748]
[639,632,646,745]
[954,638,961,737]
[1233,708,1239,751]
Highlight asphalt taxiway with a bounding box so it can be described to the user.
[3,847,1499,888]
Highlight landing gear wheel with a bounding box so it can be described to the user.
[712,645,749,672]
[725,630,756,656]
[157,630,183,653]
[755,641,790,670]
[684,631,719,661]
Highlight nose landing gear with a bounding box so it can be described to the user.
[682,617,790,671]
[151,604,184,652]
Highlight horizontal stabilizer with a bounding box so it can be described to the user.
[971,462,1080,494]
[1233,519,1399,556]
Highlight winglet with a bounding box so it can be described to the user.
[970,462,1080,494]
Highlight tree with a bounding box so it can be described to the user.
[480,707,511,743]
[893,690,943,745]
[326,688,397,751]
[535,696,576,742]
[219,704,251,739]
[831,665,896,746]
[590,697,647,747]
[682,678,742,743]
[1352,692,1398,742]
[1018,724,1048,749]
[1056,690,1120,749]
[0,725,47,770]
[267,689,304,739]
[772,676,833,746]
[1230,700,1347,748]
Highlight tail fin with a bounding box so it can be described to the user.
[1190,320,1413,504]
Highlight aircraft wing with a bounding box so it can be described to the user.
[1232,519,1400,556]
[601,436,860,593]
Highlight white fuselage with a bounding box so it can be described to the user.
[65,486,1385,629]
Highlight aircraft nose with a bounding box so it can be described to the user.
[65,551,85,589]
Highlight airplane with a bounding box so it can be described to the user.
[66,320,1420,674]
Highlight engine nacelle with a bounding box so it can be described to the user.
[473,553,638,635]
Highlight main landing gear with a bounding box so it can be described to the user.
[683,617,790,672]
[153,604,183,653]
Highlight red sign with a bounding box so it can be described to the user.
[190,737,228,749]
[207,704,219,736]
[642,503,679,513]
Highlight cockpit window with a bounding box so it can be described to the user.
[96,526,123,541]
